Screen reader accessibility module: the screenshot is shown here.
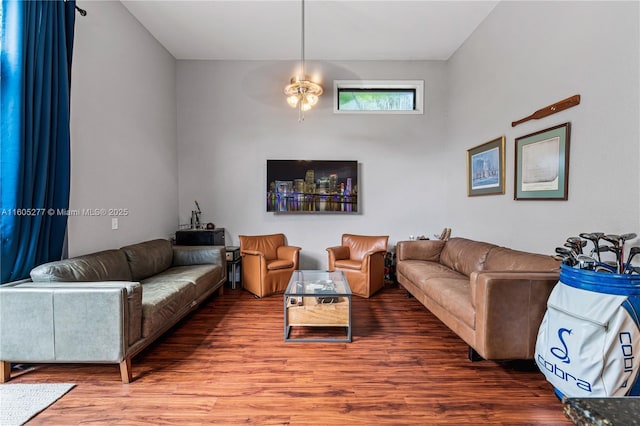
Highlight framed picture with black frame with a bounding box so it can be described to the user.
[466,136,505,196]
[514,122,571,200]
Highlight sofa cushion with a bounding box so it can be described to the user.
[397,240,445,262]
[417,277,476,329]
[150,264,224,299]
[397,260,463,284]
[439,238,496,277]
[121,239,173,281]
[172,246,221,266]
[139,279,196,337]
[484,246,560,271]
[30,249,132,282]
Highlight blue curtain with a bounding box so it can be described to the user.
[1,0,75,283]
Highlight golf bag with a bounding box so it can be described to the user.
[535,265,640,397]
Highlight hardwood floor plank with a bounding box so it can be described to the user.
[13,285,570,425]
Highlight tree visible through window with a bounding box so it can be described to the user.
[334,80,424,114]
[338,89,416,111]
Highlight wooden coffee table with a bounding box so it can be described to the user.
[283,270,352,342]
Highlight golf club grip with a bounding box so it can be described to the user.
[511,94,581,127]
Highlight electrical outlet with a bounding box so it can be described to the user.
[111,218,118,230]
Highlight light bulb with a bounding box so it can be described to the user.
[287,95,300,108]
[305,94,318,106]
[300,102,312,112]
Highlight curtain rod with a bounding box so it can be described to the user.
[75,5,87,16]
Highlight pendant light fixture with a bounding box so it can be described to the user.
[284,0,323,122]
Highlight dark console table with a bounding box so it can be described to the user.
[175,228,225,246]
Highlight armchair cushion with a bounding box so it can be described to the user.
[341,234,388,260]
[334,259,362,270]
[267,260,294,270]
[240,234,285,260]
[327,234,389,298]
[239,233,301,297]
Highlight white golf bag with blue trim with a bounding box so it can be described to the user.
[535,265,640,397]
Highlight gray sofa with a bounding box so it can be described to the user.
[0,239,226,383]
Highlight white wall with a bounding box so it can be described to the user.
[177,60,449,268]
[446,1,639,254]
[67,1,638,266]
[69,1,178,256]
[177,1,639,267]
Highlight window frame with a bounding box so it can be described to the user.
[333,80,424,115]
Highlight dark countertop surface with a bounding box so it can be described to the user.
[563,397,640,425]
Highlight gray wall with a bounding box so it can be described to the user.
[446,0,639,254]
[176,1,639,266]
[67,1,638,267]
[69,1,178,256]
[177,60,449,268]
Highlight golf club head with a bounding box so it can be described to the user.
[624,246,640,272]
[581,233,604,262]
[603,234,621,247]
[555,247,575,258]
[577,255,596,270]
[620,233,637,242]
[563,242,581,255]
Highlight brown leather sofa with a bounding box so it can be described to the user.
[239,233,301,298]
[327,234,389,298]
[396,237,560,360]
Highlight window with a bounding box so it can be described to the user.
[334,80,424,114]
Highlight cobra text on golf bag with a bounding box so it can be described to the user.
[535,265,640,397]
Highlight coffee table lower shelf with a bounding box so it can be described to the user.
[284,296,352,342]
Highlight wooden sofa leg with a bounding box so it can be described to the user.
[468,346,483,362]
[120,358,132,383]
[1,361,11,382]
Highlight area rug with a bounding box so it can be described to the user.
[0,383,75,425]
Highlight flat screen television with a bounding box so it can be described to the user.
[266,160,358,213]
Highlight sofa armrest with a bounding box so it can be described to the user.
[472,271,559,360]
[396,240,445,262]
[0,281,142,364]
[173,245,225,267]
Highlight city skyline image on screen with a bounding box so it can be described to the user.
[266,160,358,213]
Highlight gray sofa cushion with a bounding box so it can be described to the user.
[30,249,132,282]
[172,246,222,266]
[139,280,196,337]
[150,265,224,299]
[121,239,173,281]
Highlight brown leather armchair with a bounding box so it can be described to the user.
[239,233,301,298]
[326,234,389,298]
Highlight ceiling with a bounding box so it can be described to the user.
[121,1,499,61]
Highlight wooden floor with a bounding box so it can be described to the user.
[12,284,571,425]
